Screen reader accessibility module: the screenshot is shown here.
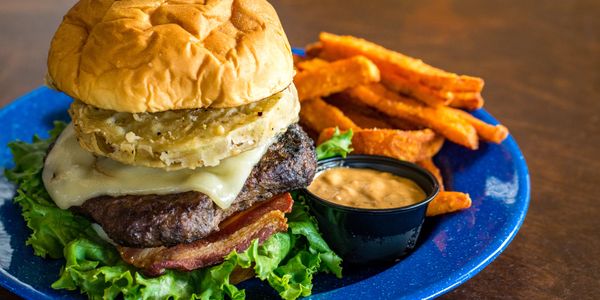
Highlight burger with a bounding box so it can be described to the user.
[24,0,339,297]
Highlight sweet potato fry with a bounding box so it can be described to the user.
[325,94,420,130]
[344,83,479,149]
[417,158,445,191]
[317,32,484,92]
[426,191,472,216]
[329,104,395,129]
[318,127,444,162]
[383,71,486,110]
[305,41,323,57]
[382,72,451,106]
[448,92,485,110]
[452,109,509,143]
[417,157,473,217]
[300,98,359,133]
[294,55,380,101]
[293,54,304,66]
[295,58,330,72]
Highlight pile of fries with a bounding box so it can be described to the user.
[294,33,509,216]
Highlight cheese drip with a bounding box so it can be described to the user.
[42,124,272,209]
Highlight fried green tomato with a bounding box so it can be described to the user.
[69,85,299,170]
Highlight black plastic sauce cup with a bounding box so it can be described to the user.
[303,155,440,264]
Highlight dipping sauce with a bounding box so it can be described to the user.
[308,167,426,209]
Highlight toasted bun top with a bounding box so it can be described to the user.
[47,0,293,113]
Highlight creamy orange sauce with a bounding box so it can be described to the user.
[308,167,426,209]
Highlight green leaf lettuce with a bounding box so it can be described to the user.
[315,128,353,160]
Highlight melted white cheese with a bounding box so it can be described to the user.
[42,124,271,209]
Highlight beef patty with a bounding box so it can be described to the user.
[73,124,316,248]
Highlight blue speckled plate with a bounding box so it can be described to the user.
[0,86,529,300]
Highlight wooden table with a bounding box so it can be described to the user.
[1,0,599,299]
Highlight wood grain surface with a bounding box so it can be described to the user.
[1,0,599,299]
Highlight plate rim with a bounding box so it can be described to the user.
[0,86,530,300]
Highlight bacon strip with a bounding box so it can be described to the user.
[118,193,294,276]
